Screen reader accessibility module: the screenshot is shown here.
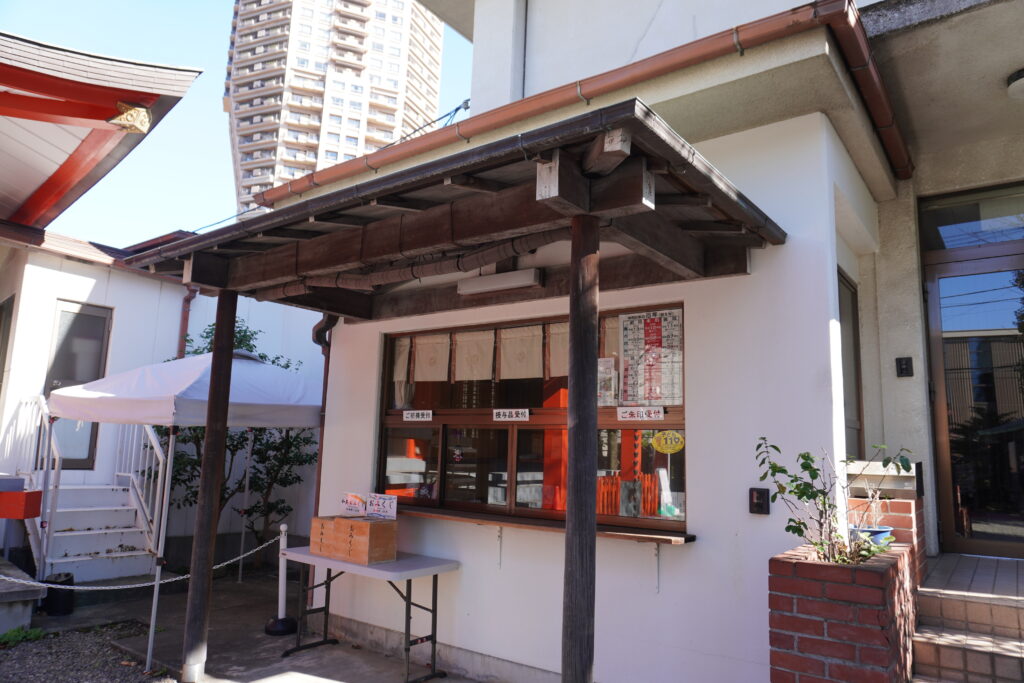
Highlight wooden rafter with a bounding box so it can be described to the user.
[223,157,654,292]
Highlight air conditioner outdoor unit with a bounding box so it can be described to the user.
[456,269,543,296]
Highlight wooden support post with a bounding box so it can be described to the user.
[181,290,237,683]
[563,214,599,683]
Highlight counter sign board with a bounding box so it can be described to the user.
[493,408,530,421]
[616,406,665,421]
[403,410,433,421]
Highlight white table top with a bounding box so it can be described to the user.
[281,546,460,581]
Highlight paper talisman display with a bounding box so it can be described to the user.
[619,309,682,406]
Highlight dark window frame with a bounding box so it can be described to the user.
[375,304,687,533]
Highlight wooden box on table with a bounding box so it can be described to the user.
[309,515,397,565]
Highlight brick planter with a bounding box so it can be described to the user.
[848,496,926,585]
[769,544,916,683]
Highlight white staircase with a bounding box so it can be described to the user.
[1,398,169,583]
[43,486,155,582]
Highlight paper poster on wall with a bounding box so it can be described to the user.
[619,309,682,406]
[597,358,617,406]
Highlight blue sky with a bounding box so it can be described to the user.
[0,1,471,248]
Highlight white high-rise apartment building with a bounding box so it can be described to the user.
[225,0,444,213]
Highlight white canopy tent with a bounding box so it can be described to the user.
[47,350,322,670]
[48,350,321,428]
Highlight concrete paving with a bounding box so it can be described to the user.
[33,572,477,683]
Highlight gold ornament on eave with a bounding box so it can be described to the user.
[107,101,151,134]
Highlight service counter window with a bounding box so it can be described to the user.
[378,306,686,532]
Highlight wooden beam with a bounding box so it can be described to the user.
[308,216,370,229]
[563,214,599,682]
[148,259,184,274]
[371,254,683,320]
[443,174,508,194]
[369,197,433,213]
[9,129,125,228]
[0,91,119,129]
[181,290,237,683]
[705,246,750,277]
[676,220,746,233]
[589,156,654,218]
[183,252,230,288]
[656,193,711,207]
[227,159,655,291]
[604,213,704,279]
[536,148,589,216]
[279,288,373,320]
[582,128,631,176]
[258,227,324,240]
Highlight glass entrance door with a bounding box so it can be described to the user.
[927,257,1024,556]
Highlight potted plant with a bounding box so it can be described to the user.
[756,438,917,682]
[846,447,913,547]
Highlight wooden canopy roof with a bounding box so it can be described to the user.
[129,99,786,321]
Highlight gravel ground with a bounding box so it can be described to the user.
[0,621,177,683]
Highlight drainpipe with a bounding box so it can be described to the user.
[311,314,339,517]
[177,286,199,359]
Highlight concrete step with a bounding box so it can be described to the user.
[918,586,1024,640]
[913,624,1024,682]
[52,485,131,508]
[49,528,148,559]
[51,506,137,532]
[47,550,154,583]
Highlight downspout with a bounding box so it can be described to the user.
[311,313,339,518]
[177,286,199,359]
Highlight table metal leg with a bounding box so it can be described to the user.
[282,566,341,658]
[389,574,446,683]
[404,578,412,682]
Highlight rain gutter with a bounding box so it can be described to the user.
[253,0,911,208]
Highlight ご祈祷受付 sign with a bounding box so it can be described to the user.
[403,410,433,421]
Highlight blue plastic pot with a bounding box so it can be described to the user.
[850,525,894,545]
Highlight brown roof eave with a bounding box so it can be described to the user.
[248,0,911,209]
[126,99,786,267]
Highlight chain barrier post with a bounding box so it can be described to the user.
[264,523,297,635]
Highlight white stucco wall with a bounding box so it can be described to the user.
[317,113,851,681]
[0,246,27,424]
[0,253,186,485]
[469,0,884,114]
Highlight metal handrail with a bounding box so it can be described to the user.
[0,396,172,578]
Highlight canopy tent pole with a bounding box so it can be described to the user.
[237,428,254,583]
[562,214,599,683]
[145,426,177,672]
[181,290,237,683]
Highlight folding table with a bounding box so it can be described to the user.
[279,546,460,682]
